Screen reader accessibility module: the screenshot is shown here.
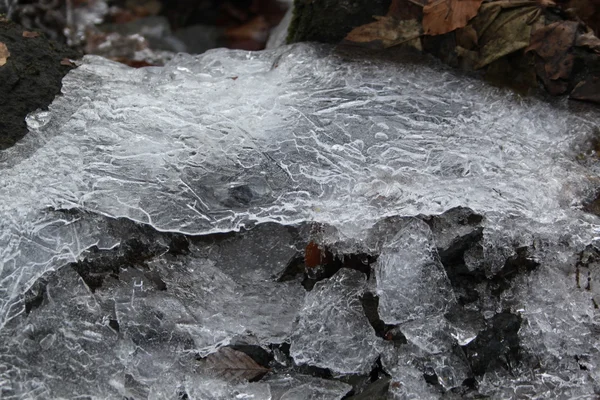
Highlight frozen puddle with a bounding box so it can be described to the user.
[1,43,600,398]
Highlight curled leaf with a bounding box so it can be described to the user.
[0,42,9,66]
[423,0,484,36]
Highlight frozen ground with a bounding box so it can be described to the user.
[1,43,600,399]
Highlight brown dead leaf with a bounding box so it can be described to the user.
[473,4,543,69]
[60,58,76,67]
[576,31,600,53]
[22,31,40,38]
[110,57,154,68]
[570,78,600,103]
[226,16,269,42]
[423,0,484,36]
[0,42,9,67]
[344,17,422,49]
[343,0,423,49]
[305,241,322,268]
[536,0,556,7]
[526,21,579,94]
[204,347,269,382]
[456,26,478,49]
[388,0,425,20]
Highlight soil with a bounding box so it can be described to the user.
[0,20,80,150]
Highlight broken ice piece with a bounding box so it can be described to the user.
[400,315,471,390]
[375,218,456,325]
[265,374,352,400]
[290,268,383,375]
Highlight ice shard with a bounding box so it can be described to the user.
[375,218,455,325]
[290,268,383,375]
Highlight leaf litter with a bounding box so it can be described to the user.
[343,0,600,103]
[203,347,269,382]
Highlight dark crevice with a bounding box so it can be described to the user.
[423,207,486,306]
[342,358,391,399]
[108,319,120,333]
[268,342,335,380]
[489,247,539,297]
[302,250,376,291]
[360,292,405,343]
[177,388,189,400]
[442,242,539,306]
[228,343,273,369]
[69,237,163,292]
[463,311,523,377]
[278,254,305,282]
[423,367,441,388]
[24,277,48,314]
[294,363,334,380]
[168,234,190,256]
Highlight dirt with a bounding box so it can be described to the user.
[0,20,80,150]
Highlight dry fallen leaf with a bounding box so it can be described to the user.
[204,347,269,382]
[536,0,556,7]
[473,4,543,69]
[344,17,422,49]
[343,0,423,49]
[526,21,579,94]
[388,0,425,20]
[570,78,600,103]
[60,58,76,67]
[305,241,322,268]
[22,31,40,38]
[422,0,484,36]
[0,42,9,67]
[456,25,478,50]
[576,31,600,53]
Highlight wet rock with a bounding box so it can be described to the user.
[463,312,522,376]
[345,376,391,400]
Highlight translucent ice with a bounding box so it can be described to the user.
[265,374,352,400]
[1,41,600,398]
[0,220,306,398]
[290,268,383,375]
[375,218,456,324]
[2,42,599,328]
[400,315,471,390]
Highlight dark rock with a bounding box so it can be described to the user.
[422,206,484,264]
[463,312,523,376]
[287,0,390,44]
[0,19,80,149]
[344,376,391,400]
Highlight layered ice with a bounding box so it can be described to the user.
[1,42,600,398]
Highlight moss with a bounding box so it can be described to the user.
[287,0,391,44]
